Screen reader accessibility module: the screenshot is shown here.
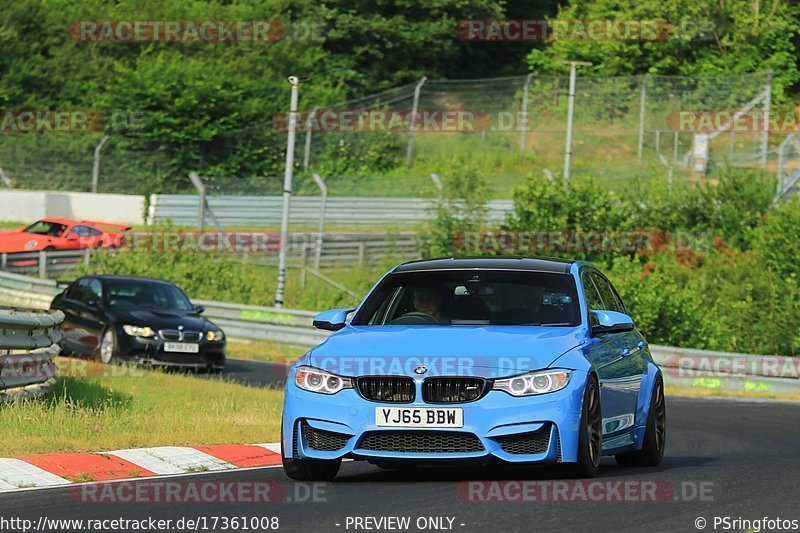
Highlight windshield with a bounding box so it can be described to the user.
[352,270,580,326]
[23,221,67,237]
[104,280,195,311]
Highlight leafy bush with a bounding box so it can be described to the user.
[417,163,491,257]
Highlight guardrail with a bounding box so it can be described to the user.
[148,194,513,227]
[650,345,800,396]
[0,233,419,279]
[0,307,62,401]
[0,270,797,395]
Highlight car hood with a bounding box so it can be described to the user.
[112,308,210,331]
[0,232,47,252]
[306,325,586,379]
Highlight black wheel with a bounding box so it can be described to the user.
[565,375,602,478]
[280,425,341,481]
[98,328,119,364]
[615,377,666,467]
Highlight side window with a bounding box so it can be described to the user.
[68,225,100,237]
[68,279,101,303]
[591,272,626,314]
[87,279,102,300]
[581,271,604,312]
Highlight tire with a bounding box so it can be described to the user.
[98,328,119,364]
[615,377,666,467]
[565,375,602,478]
[280,424,341,481]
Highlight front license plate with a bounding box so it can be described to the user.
[164,342,200,353]
[376,407,463,428]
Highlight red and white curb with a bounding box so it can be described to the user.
[0,444,282,492]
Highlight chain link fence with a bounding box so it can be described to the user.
[0,71,779,198]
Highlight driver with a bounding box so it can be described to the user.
[413,288,446,322]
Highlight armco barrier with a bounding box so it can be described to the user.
[0,270,797,395]
[147,194,513,227]
[0,307,62,401]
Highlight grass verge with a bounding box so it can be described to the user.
[0,358,282,455]
[227,339,305,364]
[665,383,800,402]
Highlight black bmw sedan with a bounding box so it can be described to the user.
[51,275,226,371]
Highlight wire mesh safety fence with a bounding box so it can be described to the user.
[0,71,780,198]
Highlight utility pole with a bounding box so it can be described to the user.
[562,61,591,181]
[275,76,300,308]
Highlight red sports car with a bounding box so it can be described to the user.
[0,218,130,254]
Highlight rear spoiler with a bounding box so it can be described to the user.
[55,279,73,288]
[79,220,132,231]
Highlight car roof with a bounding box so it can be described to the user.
[82,275,177,285]
[39,218,78,226]
[393,256,575,274]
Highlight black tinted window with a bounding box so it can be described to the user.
[105,280,193,311]
[68,278,101,302]
[581,271,605,312]
[352,270,580,326]
[592,273,626,313]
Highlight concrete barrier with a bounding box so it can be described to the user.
[0,190,145,225]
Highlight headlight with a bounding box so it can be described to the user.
[122,325,155,338]
[206,330,224,341]
[493,369,571,397]
[295,366,352,395]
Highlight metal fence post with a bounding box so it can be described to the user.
[563,61,592,181]
[519,73,534,152]
[188,172,206,231]
[275,76,300,308]
[673,131,679,163]
[637,73,650,162]
[0,165,11,187]
[303,107,318,172]
[311,173,327,271]
[405,76,428,167]
[38,250,47,279]
[761,71,773,165]
[430,173,443,197]
[91,135,110,193]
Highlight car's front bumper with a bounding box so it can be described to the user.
[282,370,589,465]
[116,333,226,370]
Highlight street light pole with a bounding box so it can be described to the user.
[563,61,591,181]
[274,76,300,308]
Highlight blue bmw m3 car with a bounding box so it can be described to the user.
[281,257,666,480]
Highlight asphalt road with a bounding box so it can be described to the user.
[221,357,289,388]
[2,397,798,533]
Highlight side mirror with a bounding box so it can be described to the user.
[193,304,205,314]
[590,310,634,336]
[313,308,355,331]
[66,233,80,241]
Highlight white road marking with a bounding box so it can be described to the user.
[0,458,71,489]
[254,443,282,455]
[105,447,235,475]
